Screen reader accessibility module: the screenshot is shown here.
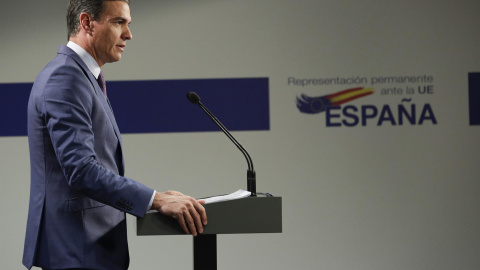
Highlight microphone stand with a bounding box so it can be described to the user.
[187,92,257,196]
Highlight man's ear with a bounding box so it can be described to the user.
[79,12,94,35]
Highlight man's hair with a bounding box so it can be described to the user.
[66,0,130,38]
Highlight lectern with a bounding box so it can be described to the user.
[137,196,282,270]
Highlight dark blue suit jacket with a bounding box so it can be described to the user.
[23,45,154,270]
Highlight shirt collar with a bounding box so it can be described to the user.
[67,41,101,79]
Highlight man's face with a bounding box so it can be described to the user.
[91,1,132,67]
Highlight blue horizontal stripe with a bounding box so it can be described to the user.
[0,83,31,137]
[469,73,480,126]
[0,77,269,137]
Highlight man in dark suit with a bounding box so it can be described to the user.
[23,1,207,269]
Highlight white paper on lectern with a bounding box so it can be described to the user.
[202,189,251,204]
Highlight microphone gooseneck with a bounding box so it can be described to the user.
[186,92,256,196]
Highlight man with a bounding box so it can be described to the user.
[23,1,207,269]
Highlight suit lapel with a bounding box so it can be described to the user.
[87,71,122,141]
[89,73,126,175]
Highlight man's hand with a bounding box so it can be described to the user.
[150,191,207,236]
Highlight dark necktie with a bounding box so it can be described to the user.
[97,71,107,97]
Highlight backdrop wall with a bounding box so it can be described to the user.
[1,1,479,269]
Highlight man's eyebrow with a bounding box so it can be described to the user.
[110,17,131,23]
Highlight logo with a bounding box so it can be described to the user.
[294,77,438,127]
[297,87,373,114]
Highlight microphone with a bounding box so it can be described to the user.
[186,92,256,196]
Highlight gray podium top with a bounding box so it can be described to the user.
[137,196,282,236]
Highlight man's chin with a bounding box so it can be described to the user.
[106,56,122,64]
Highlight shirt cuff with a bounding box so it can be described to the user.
[147,190,156,212]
